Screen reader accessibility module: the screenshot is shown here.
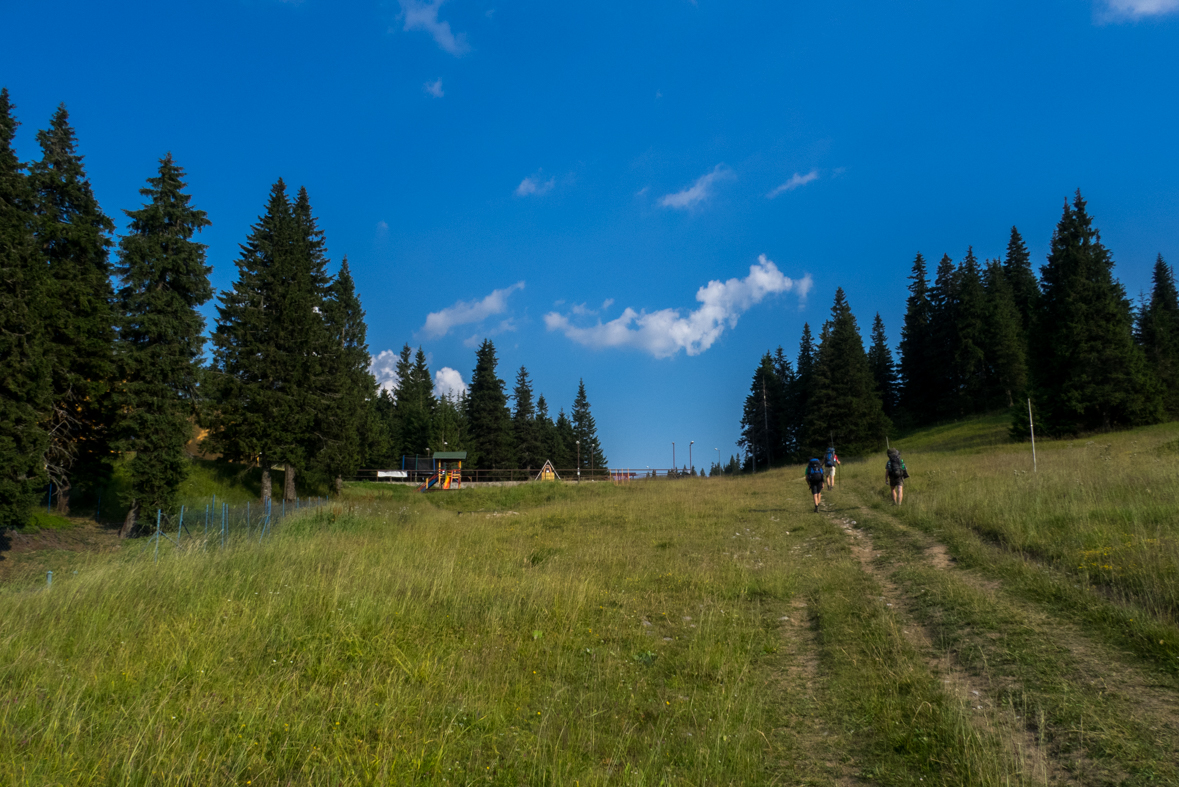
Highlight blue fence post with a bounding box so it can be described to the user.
[154,509,162,563]
[178,505,185,548]
[222,503,227,548]
[247,501,251,537]
[47,570,52,587]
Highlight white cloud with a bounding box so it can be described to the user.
[434,367,467,400]
[424,78,444,98]
[515,173,555,197]
[369,350,401,394]
[376,220,389,231]
[1102,0,1179,18]
[422,281,525,338]
[659,164,734,210]
[398,0,469,56]
[767,169,820,199]
[545,255,813,358]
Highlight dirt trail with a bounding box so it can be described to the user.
[821,499,1058,783]
[0,522,122,583]
[831,487,1179,784]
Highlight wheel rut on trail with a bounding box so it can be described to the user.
[830,485,1179,785]
[819,495,1057,783]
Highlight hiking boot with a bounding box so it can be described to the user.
[814,503,819,513]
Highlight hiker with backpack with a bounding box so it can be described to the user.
[885,448,908,505]
[806,457,826,512]
[823,446,841,489]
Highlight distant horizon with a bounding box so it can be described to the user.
[3,0,1176,466]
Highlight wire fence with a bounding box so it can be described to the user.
[139,495,330,561]
[352,467,722,485]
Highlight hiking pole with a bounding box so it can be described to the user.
[1028,398,1037,473]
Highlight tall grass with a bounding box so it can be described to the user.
[1,479,807,785]
[883,420,1179,623]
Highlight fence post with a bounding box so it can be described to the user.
[154,509,162,563]
[222,503,227,548]
[178,505,185,548]
[1028,397,1038,473]
[47,570,52,587]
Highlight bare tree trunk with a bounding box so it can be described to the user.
[119,500,138,539]
[283,464,296,502]
[261,467,272,510]
[335,475,343,496]
[54,481,70,516]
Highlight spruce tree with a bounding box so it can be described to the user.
[554,409,576,470]
[867,313,898,417]
[1138,255,1179,417]
[208,180,301,509]
[982,259,1027,408]
[397,348,434,456]
[113,155,212,535]
[793,323,817,439]
[926,253,960,420]
[773,346,799,460]
[898,253,934,422]
[316,258,376,493]
[803,289,889,455]
[1003,226,1038,334]
[953,248,988,414]
[0,88,51,529]
[738,352,790,468]
[511,366,542,469]
[1029,191,1159,433]
[466,339,514,469]
[535,394,559,467]
[388,344,414,457]
[430,390,467,457]
[28,105,117,512]
[571,379,607,471]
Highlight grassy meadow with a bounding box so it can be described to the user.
[3,417,1179,785]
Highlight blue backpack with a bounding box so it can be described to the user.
[824,449,836,467]
[806,459,825,484]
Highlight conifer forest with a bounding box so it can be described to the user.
[735,192,1179,472]
[0,92,607,533]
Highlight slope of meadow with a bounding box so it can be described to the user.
[2,418,1179,785]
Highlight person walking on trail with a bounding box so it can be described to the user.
[806,457,826,512]
[823,446,841,489]
[885,448,908,505]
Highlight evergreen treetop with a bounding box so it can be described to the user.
[113,154,212,531]
[867,313,898,416]
[571,379,606,470]
[466,339,514,469]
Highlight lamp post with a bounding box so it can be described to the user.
[672,442,675,472]
[689,441,694,475]
[589,445,594,480]
[576,440,581,483]
[715,447,720,475]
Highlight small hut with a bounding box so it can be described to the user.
[534,460,560,481]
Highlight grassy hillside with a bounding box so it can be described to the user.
[2,418,1178,785]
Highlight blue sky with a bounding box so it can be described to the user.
[3,0,1177,468]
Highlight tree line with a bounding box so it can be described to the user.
[737,190,1178,467]
[0,91,606,534]
[365,342,607,475]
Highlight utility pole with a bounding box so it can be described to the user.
[689,441,694,475]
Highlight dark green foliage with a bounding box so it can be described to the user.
[773,346,799,459]
[396,347,435,456]
[28,105,117,512]
[1003,226,1038,334]
[953,248,988,413]
[571,379,606,470]
[0,89,51,529]
[738,352,791,468]
[553,407,576,470]
[803,288,889,455]
[466,339,514,469]
[511,366,543,469]
[981,260,1027,408]
[926,254,960,420]
[429,390,467,456]
[316,259,378,491]
[794,323,817,420]
[1028,191,1159,433]
[867,314,898,417]
[112,154,212,532]
[1137,255,1179,417]
[899,253,934,422]
[208,180,323,503]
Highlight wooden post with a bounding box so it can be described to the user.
[1028,398,1037,473]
